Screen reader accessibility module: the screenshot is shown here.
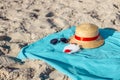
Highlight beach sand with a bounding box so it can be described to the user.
[0,0,120,80]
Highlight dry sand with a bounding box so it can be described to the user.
[0,0,120,80]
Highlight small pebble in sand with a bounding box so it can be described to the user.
[29,12,38,19]
[0,36,11,41]
[45,12,54,17]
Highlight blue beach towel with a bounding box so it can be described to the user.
[17,26,120,80]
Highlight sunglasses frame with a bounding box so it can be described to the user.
[50,38,69,45]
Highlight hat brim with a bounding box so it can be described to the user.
[69,36,104,49]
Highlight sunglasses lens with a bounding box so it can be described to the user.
[60,38,68,43]
[50,38,58,45]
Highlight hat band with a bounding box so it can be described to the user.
[75,33,100,41]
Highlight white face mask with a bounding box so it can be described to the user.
[63,44,81,54]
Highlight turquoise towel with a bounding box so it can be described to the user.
[17,26,120,80]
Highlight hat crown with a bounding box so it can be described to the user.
[75,23,99,37]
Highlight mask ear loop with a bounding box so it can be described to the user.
[70,43,82,49]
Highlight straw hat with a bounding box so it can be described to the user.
[69,23,104,48]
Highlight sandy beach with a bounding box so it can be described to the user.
[0,0,120,80]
